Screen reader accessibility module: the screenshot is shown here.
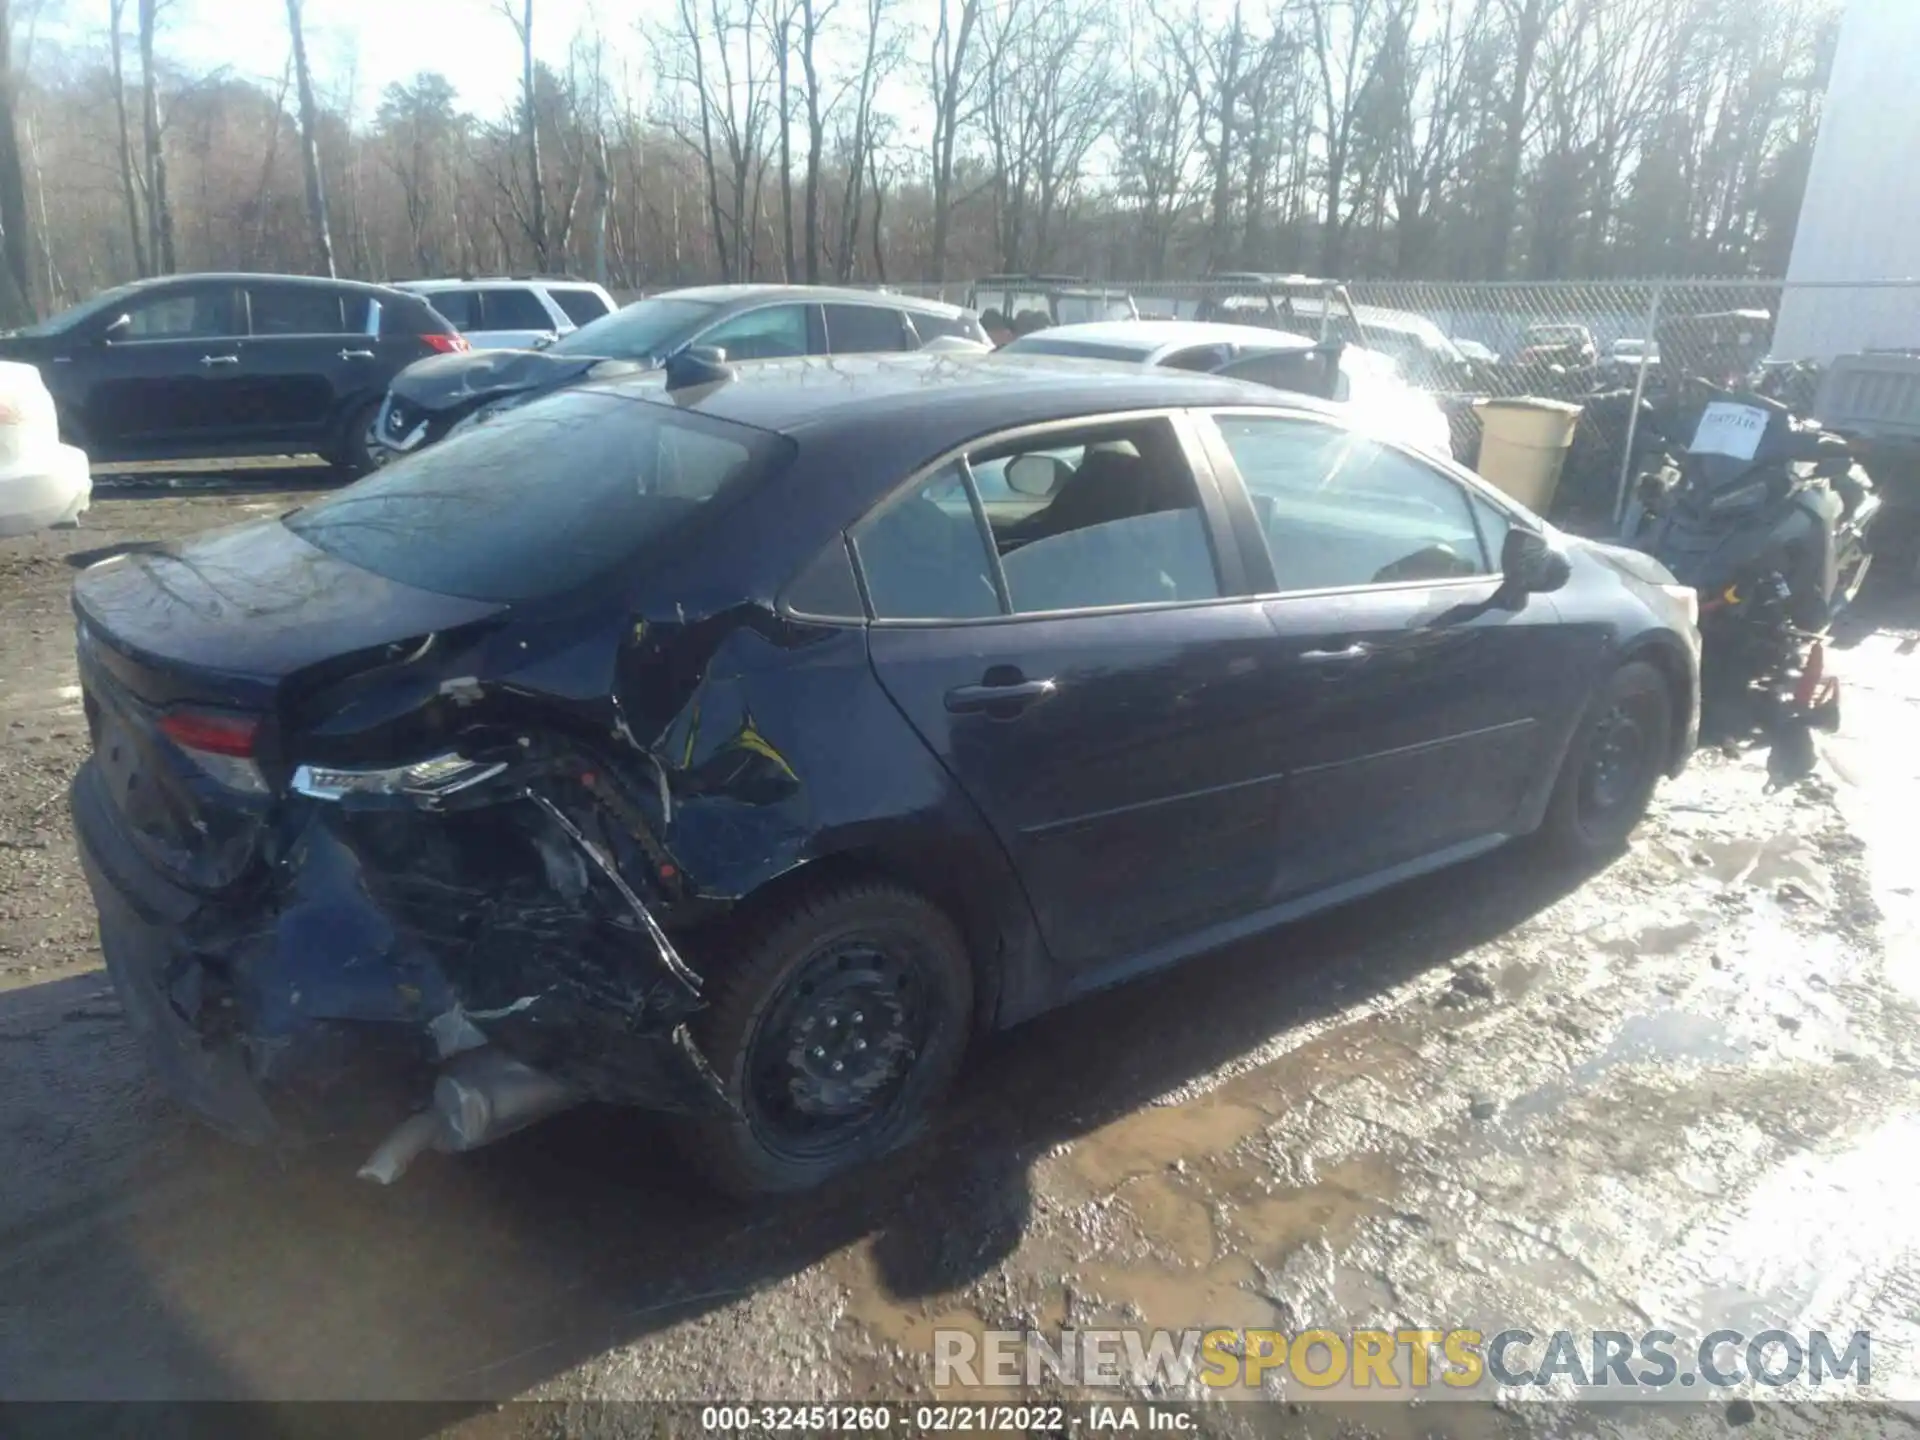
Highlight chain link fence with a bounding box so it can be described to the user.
[624,276,1920,532]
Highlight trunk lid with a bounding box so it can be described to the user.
[73,518,506,889]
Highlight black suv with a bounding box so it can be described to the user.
[0,273,466,473]
[377,284,988,460]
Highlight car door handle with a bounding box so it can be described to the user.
[1298,643,1370,664]
[198,354,240,366]
[339,348,376,360]
[944,678,1057,714]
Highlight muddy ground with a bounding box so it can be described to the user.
[2,478,1918,1438]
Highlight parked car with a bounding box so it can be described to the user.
[999,319,1456,458]
[376,283,988,461]
[1603,337,1660,385]
[1193,277,1474,393]
[71,352,1700,1196]
[1515,323,1599,371]
[966,274,1139,325]
[0,273,465,473]
[393,277,617,350]
[0,359,90,536]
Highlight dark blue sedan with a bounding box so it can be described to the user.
[67,352,1699,1195]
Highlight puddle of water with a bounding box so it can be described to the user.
[1077,1254,1276,1334]
[1501,1009,1750,1125]
[1065,1099,1270,1194]
[1118,1172,1217,1266]
[1222,1156,1398,1259]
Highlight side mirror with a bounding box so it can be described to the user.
[662,345,733,393]
[102,313,132,343]
[1498,527,1571,605]
[531,331,558,350]
[1005,454,1061,498]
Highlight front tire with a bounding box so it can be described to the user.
[1541,660,1673,863]
[673,878,974,1198]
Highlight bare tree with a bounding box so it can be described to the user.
[0,0,32,321]
[1303,0,1391,274]
[653,0,774,280]
[108,0,149,277]
[1153,0,1261,266]
[138,0,176,273]
[499,0,548,268]
[284,0,335,275]
[795,0,838,281]
[1483,0,1565,278]
[926,0,983,281]
[0,0,1848,296]
[833,0,896,280]
[377,73,459,275]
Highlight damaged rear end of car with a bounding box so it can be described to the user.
[69,386,793,1181]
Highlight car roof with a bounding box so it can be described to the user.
[126,271,421,300]
[395,277,607,292]
[602,351,1331,444]
[1011,320,1316,359]
[654,283,970,317]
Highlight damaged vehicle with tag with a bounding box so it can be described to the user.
[70,351,1701,1197]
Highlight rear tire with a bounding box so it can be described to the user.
[672,878,973,1199]
[329,397,385,477]
[1541,660,1673,864]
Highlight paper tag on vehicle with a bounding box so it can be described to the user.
[1688,402,1769,461]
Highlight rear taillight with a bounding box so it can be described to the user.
[422,333,469,354]
[160,707,267,793]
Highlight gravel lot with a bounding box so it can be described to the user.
[3,478,1919,1438]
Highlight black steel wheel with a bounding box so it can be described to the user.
[1543,659,1673,863]
[674,878,973,1197]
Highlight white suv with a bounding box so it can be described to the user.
[392,278,618,351]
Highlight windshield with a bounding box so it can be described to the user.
[285,389,793,602]
[547,296,719,360]
[13,283,145,338]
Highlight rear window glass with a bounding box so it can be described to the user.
[249,285,348,335]
[285,390,794,603]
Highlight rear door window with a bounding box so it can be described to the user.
[823,304,911,354]
[477,288,554,331]
[285,391,795,602]
[117,285,242,340]
[247,284,350,336]
[424,290,478,329]
[549,287,613,326]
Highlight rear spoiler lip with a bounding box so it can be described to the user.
[73,588,281,713]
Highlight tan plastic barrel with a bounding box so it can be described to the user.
[1472,397,1584,513]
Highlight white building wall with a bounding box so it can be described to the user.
[1773,0,1920,361]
